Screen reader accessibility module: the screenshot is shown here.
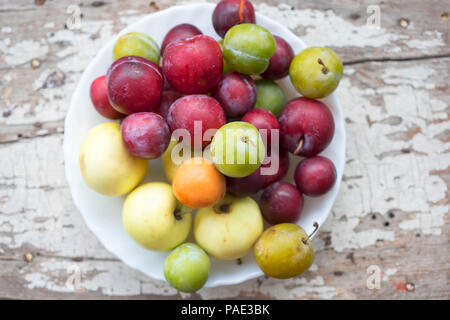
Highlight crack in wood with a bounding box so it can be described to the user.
[344,53,450,65]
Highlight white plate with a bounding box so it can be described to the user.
[64,3,346,288]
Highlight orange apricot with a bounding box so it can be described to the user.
[172,157,226,208]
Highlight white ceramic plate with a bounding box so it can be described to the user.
[64,3,346,288]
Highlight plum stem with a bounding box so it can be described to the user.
[174,207,193,220]
[302,221,319,245]
[238,0,245,22]
[293,137,304,155]
[241,136,256,147]
[317,58,328,74]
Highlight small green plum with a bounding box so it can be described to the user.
[164,243,210,293]
[289,47,343,99]
[211,121,265,178]
[223,24,276,75]
[254,79,287,116]
[113,32,160,65]
[218,40,234,74]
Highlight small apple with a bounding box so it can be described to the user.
[194,194,263,260]
[122,182,192,251]
[164,243,210,293]
[79,122,148,196]
[254,222,318,279]
[162,138,192,183]
[210,121,265,178]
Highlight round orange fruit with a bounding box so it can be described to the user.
[172,157,226,208]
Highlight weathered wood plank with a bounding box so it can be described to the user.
[0,0,449,299]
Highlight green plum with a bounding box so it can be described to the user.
[113,32,160,65]
[289,47,343,99]
[254,222,318,279]
[211,121,265,178]
[254,79,287,116]
[164,243,210,293]
[218,40,234,74]
[223,24,276,75]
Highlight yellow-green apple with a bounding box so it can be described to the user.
[122,182,192,251]
[194,194,263,260]
[162,138,184,183]
[79,122,148,196]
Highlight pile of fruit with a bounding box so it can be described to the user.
[79,0,343,293]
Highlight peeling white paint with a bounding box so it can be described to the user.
[405,31,445,50]
[383,268,397,281]
[309,61,449,251]
[0,39,49,66]
[44,22,55,29]
[256,4,409,49]
[258,276,338,299]
[1,27,12,34]
[255,3,445,53]
[309,263,318,272]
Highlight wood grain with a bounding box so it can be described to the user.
[0,0,448,299]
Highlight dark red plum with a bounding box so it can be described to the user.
[261,35,295,80]
[212,72,256,118]
[212,0,256,38]
[294,156,336,196]
[167,95,226,148]
[121,112,171,159]
[161,23,202,56]
[163,35,223,94]
[260,181,303,225]
[242,108,279,149]
[90,75,125,120]
[226,168,265,197]
[279,97,334,157]
[107,56,163,115]
[260,150,289,188]
[154,90,182,119]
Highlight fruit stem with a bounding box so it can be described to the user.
[174,207,193,220]
[302,221,319,245]
[241,136,256,147]
[214,202,231,214]
[293,137,304,155]
[238,0,245,22]
[317,58,328,74]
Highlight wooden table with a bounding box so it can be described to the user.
[0,0,448,299]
